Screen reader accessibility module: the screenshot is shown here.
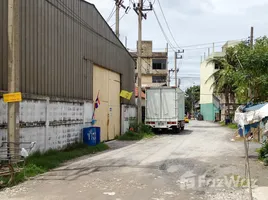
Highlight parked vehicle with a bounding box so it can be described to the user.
[145,87,185,133]
[184,115,189,123]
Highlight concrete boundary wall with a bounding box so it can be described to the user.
[121,104,137,134]
[0,97,93,152]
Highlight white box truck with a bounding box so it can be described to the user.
[145,87,185,132]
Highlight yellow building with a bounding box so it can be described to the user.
[200,41,240,121]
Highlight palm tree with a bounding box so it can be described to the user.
[206,47,239,122]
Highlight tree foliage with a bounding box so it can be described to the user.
[185,85,200,113]
[206,36,268,113]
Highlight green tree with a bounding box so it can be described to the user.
[233,37,268,103]
[185,85,200,114]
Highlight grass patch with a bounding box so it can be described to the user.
[219,121,238,130]
[219,121,225,126]
[233,174,248,187]
[227,123,238,129]
[0,143,109,188]
[117,131,155,141]
[117,123,155,141]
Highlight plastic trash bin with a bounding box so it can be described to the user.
[83,127,101,146]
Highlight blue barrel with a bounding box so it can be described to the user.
[83,127,101,146]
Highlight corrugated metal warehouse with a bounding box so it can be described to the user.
[0,0,136,149]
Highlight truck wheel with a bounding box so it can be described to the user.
[172,127,180,134]
[181,126,185,131]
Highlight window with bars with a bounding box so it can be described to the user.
[152,59,167,70]
[152,76,166,83]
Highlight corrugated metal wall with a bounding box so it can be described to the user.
[0,0,135,102]
[0,0,8,91]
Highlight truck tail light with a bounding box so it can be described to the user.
[167,122,176,124]
[146,122,155,125]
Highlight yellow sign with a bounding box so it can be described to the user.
[3,92,22,103]
[120,90,133,100]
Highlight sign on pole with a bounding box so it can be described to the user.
[3,92,22,103]
[120,90,133,100]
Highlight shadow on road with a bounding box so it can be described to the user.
[154,129,193,136]
[179,130,193,135]
[105,140,138,150]
[190,125,221,128]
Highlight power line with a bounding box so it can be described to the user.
[156,0,181,49]
[110,12,126,27]
[151,38,249,50]
[46,0,126,51]
[106,5,116,22]
[128,37,249,51]
[152,7,177,51]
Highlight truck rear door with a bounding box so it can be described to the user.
[146,88,161,120]
[161,88,176,119]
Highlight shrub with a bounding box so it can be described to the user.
[118,123,154,141]
[258,142,268,161]
[264,158,268,166]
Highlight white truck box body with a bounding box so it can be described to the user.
[145,87,185,129]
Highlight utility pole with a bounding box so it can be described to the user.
[8,0,20,156]
[115,0,120,37]
[248,27,254,99]
[133,1,152,124]
[168,69,174,87]
[125,36,127,47]
[212,43,215,53]
[115,0,129,38]
[165,43,168,52]
[174,52,178,87]
[137,0,143,124]
[250,26,254,49]
[175,49,184,87]
[168,70,170,86]
[245,26,254,200]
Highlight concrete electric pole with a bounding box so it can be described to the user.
[244,26,254,200]
[137,0,142,124]
[250,26,254,49]
[8,0,20,155]
[115,0,129,38]
[133,1,152,124]
[115,1,120,37]
[174,52,178,87]
[168,69,175,87]
[175,50,184,87]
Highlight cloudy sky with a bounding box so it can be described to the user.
[87,0,268,90]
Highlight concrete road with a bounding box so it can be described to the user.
[1,121,268,200]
